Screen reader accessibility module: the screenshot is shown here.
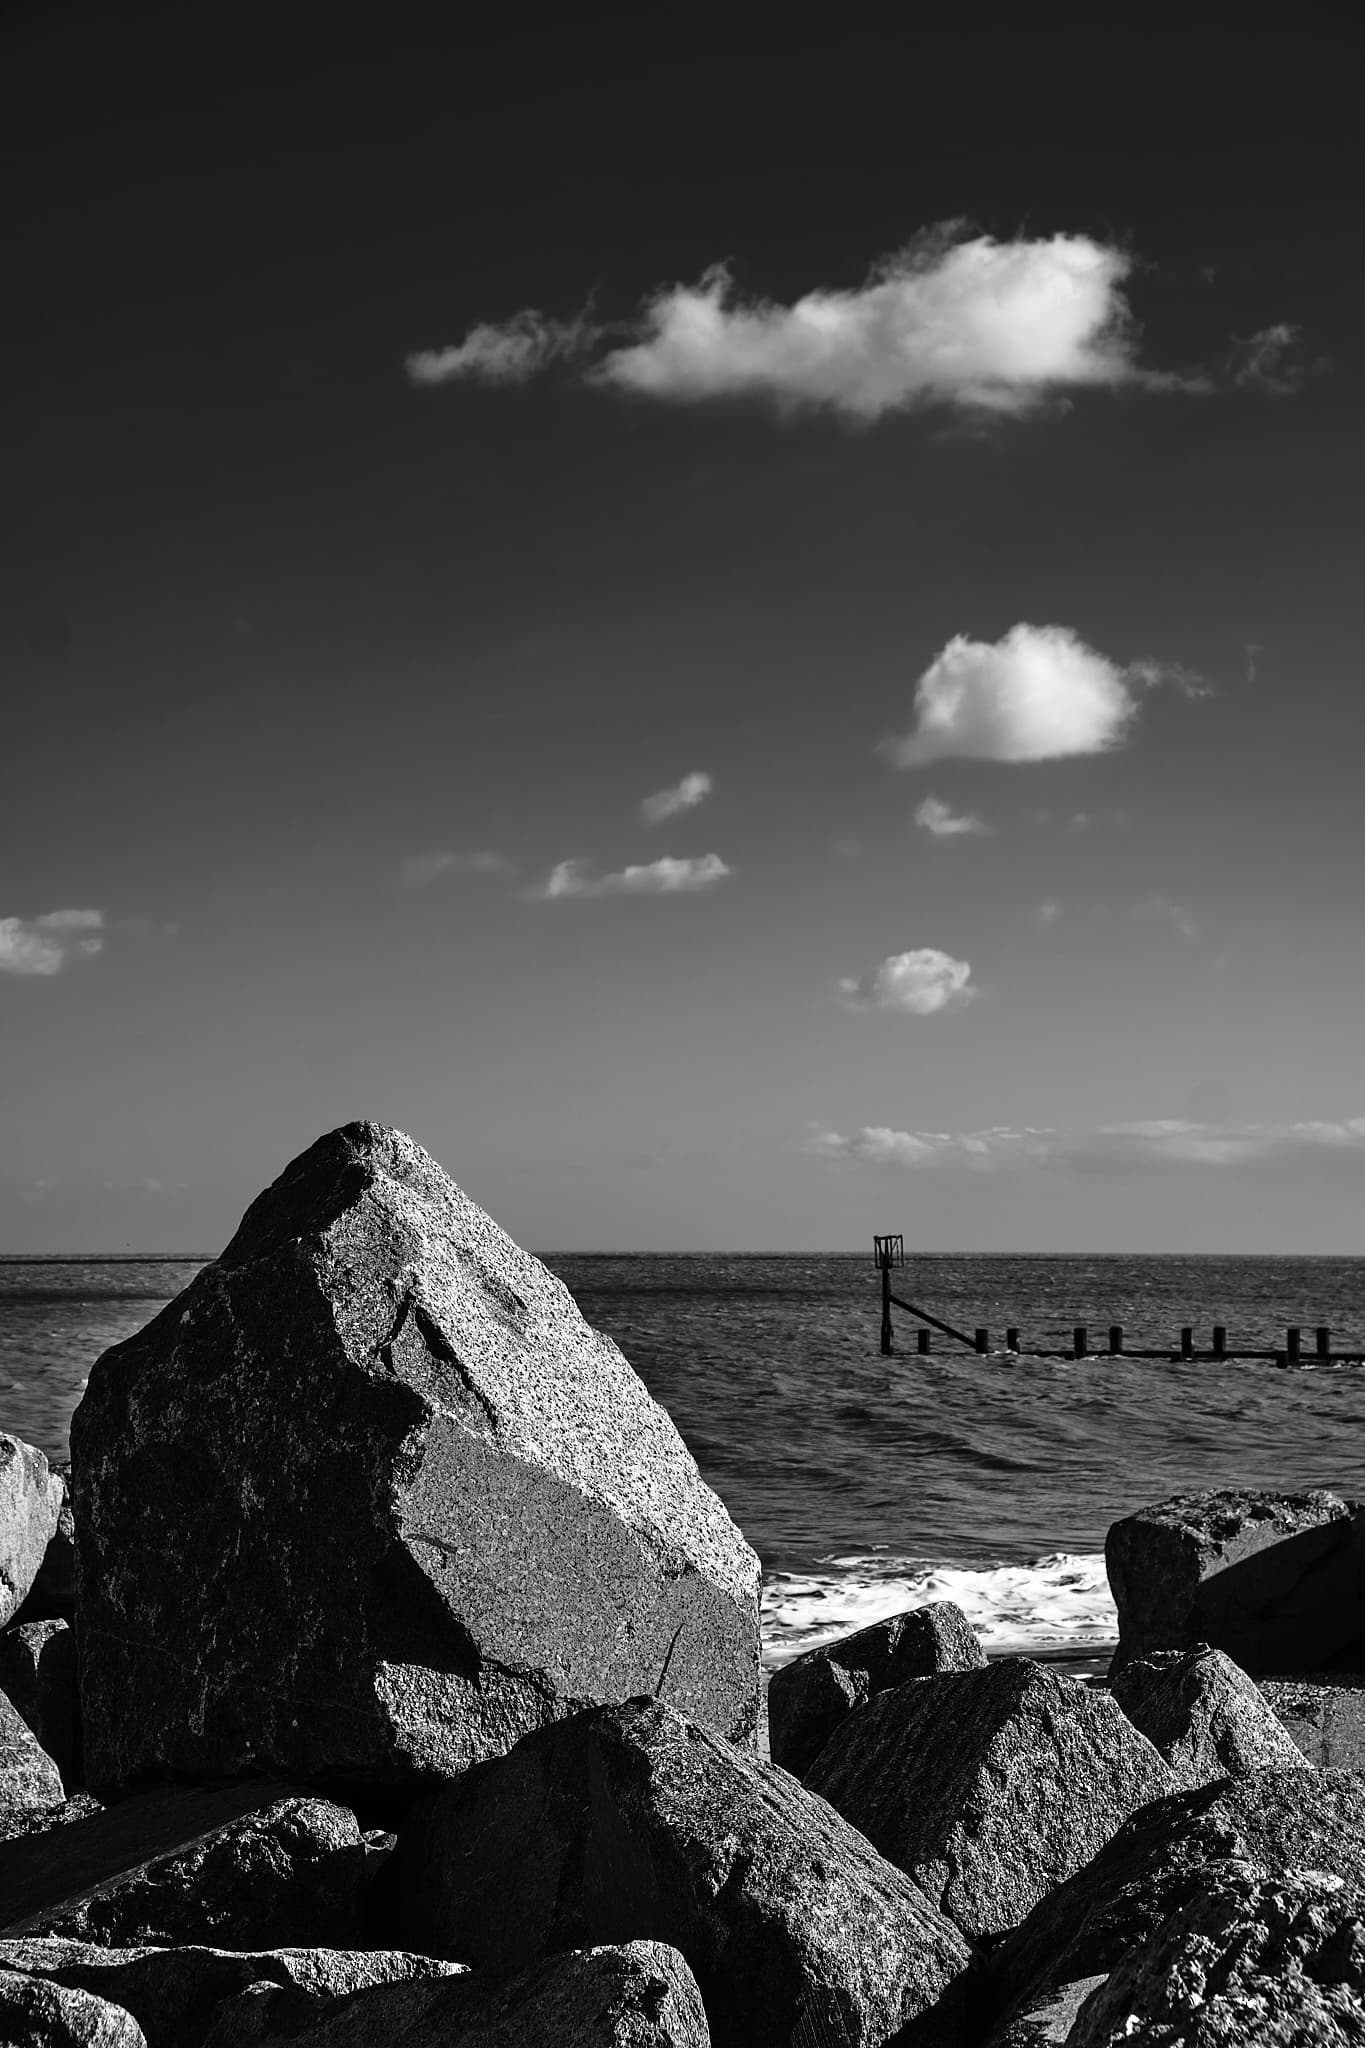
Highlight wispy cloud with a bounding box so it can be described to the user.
[537,854,731,899]
[1133,893,1199,941]
[407,309,596,386]
[809,1118,1365,1174]
[839,948,974,1016]
[400,849,515,887]
[1230,323,1315,394]
[0,909,104,977]
[404,228,1193,423]
[1031,898,1062,928]
[914,795,990,838]
[883,623,1141,767]
[641,770,713,825]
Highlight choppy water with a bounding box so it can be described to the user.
[4,1252,1364,1670]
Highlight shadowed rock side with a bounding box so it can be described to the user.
[1109,1643,1312,1786]
[380,1697,973,2048]
[1106,1487,1365,1676]
[1260,1674,1365,1768]
[767,1601,986,1782]
[0,1619,82,1791]
[804,1658,1177,1943]
[992,1765,1365,2026]
[1067,1863,1365,2046]
[71,1123,761,1795]
[0,1967,147,2046]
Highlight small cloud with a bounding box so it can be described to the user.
[809,1117,1365,1175]
[1127,658,1212,700]
[641,771,713,825]
[1031,899,1062,927]
[914,795,990,838]
[406,309,597,386]
[537,854,731,899]
[400,849,515,887]
[1133,894,1199,941]
[883,623,1139,767]
[1229,323,1316,394]
[0,909,104,977]
[838,947,974,1016]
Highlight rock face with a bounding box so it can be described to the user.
[1067,1862,1365,2046]
[0,1685,65,1809]
[767,1601,985,1781]
[14,1457,76,1625]
[0,1938,463,2048]
[993,1765,1365,2019]
[71,1123,761,1796]
[0,1619,82,1790]
[202,1942,710,2048]
[0,1966,146,2046]
[1109,1643,1311,1786]
[0,1786,368,1950]
[381,1696,972,2048]
[1260,1673,1365,1768]
[0,1434,63,1628]
[804,1658,1177,1941]
[1106,1488,1365,1675]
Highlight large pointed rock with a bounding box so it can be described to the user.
[1109,1643,1310,1786]
[72,1124,760,1795]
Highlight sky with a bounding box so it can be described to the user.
[2,6,1363,1253]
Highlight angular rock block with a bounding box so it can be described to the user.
[804,1657,1176,1941]
[0,1783,367,1949]
[0,1435,63,1629]
[1109,1643,1311,1786]
[0,1684,65,1809]
[1106,1487,1365,1676]
[0,1966,146,2046]
[768,1601,985,1781]
[382,1696,972,2048]
[1067,1864,1365,2046]
[993,1765,1365,2021]
[73,1123,761,1795]
[1260,1673,1365,1768]
[202,1942,709,2048]
[0,1618,82,1791]
[0,1938,463,2048]
[14,1457,76,1626]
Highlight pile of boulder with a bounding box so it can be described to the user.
[0,1120,1362,2044]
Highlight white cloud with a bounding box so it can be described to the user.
[538,854,731,899]
[809,1118,1365,1175]
[883,623,1138,767]
[0,909,104,976]
[914,795,990,838]
[401,849,514,887]
[406,309,595,386]
[641,771,713,825]
[592,232,1138,420]
[839,948,974,1016]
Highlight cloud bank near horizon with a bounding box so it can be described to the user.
[0,910,104,977]
[839,948,974,1015]
[810,1117,1365,1174]
[537,853,731,899]
[407,229,1175,421]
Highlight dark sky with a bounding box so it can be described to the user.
[3,4,1363,1251]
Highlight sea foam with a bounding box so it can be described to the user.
[762,1550,1115,1669]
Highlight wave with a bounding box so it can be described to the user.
[761,1551,1115,1669]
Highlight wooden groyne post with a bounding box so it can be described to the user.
[874,1233,904,1355]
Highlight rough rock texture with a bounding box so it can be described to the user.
[983,1975,1108,2048]
[72,1123,761,1797]
[0,1795,102,1849]
[0,1938,463,2048]
[0,1683,65,1809]
[202,1942,709,2048]
[0,1964,146,2046]
[1261,1673,1365,1768]
[381,1696,972,2048]
[767,1601,986,1782]
[0,1786,367,1949]
[1106,1487,1365,1676]
[993,1764,1365,2020]
[14,1457,76,1625]
[0,1435,63,1628]
[1109,1643,1311,1786]
[1067,1861,1365,2046]
[0,1618,82,1790]
[803,1657,1177,1942]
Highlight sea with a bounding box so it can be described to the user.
[4,1252,1364,1677]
